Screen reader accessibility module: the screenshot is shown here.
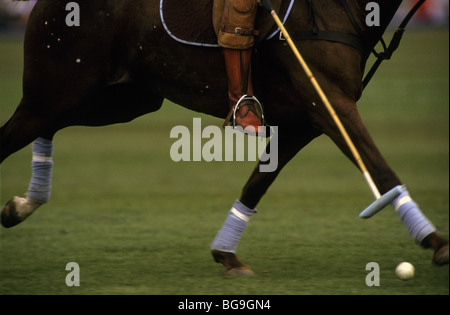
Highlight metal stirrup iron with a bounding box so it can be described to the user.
[232,95,265,129]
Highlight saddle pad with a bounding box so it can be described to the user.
[160,0,294,47]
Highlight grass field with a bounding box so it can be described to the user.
[0,29,448,296]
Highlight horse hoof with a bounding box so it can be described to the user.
[211,249,254,276]
[1,196,40,228]
[224,266,255,276]
[433,243,449,266]
[1,198,22,228]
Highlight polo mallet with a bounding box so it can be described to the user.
[259,0,402,218]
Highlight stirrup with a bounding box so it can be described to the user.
[232,95,265,129]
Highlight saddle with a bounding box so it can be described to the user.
[160,0,293,47]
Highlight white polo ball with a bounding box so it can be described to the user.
[395,262,415,280]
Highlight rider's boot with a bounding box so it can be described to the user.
[222,48,263,133]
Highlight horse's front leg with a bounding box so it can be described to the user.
[211,125,321,275]
[313,92,448,265]
[274,35,449,266]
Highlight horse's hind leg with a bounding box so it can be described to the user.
[1,81,165,228]
[0,96,58,227]
[1,116,55,228]
[1,136,55,228]
[0,96,56,163]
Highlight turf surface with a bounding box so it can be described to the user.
[0,29,448,295]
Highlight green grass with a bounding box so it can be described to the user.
[0,29,448,295]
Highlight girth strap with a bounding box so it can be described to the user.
[285,30,365,52]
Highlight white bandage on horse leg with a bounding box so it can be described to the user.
[27,137,54,204]
[391,186,436,244]
[211,200,257,253]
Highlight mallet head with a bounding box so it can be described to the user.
[359,185,404,219]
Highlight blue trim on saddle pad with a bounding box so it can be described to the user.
[159,0,294,48]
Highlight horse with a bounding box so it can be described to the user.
[0,0,448,275]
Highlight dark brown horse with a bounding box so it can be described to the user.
[0,0,448,273]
